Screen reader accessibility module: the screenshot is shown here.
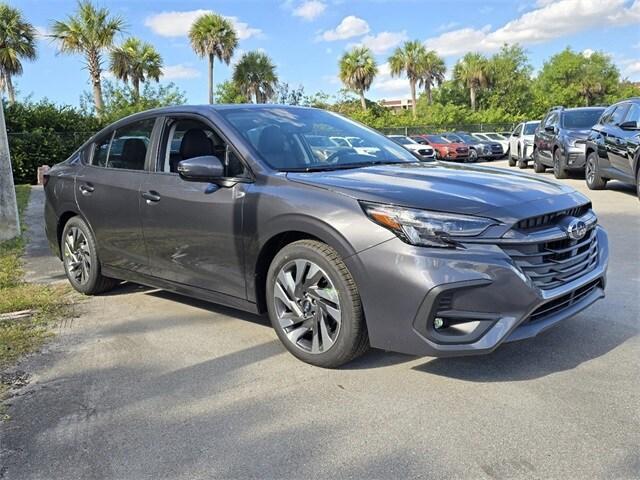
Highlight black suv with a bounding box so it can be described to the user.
[585,98,640,197]
[533,106,606,179]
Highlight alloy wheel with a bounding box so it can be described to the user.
[64,226,91,285]
[586,158,596,186]
[273,259,341,354]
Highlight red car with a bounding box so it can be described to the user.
[411,134,470,162]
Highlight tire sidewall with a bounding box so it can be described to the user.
[266,242,362,367]
[62,217,101,294]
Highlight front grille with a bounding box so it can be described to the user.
[516,204,591,231]
[528,279,602,323]
[456,147,468,153]
[491,144,503,153]
[502,226,599,290]
[418,148,433,156]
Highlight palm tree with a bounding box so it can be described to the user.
[189,13,238,104]
[110,37,162,100]
[0,4,37,104]
[388,40,428,118]
[338,46,377,111]
[454,52,490,111]
[418,50,446,105]
[50,1,125,114]
[232,51,278,103]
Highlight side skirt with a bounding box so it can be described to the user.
[102,265,260,315]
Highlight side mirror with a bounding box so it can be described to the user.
[177,155,224,181]
[619,120,639,131]
[544,125,556,133]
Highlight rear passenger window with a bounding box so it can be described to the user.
[625,104,640,124]
[92,118,155,170]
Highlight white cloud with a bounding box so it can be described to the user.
[623,61,640,79]
[436,22,460,33]
[582,48,595,57]
[353,31,408,54]
[425,0,640,57]
[293,0,326,21]
[370,62,410,98]
[319,15,370,41]
[34,25,51,38]
[162,64,201,80]
[144,10,262,40]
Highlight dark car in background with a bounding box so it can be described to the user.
[533,106,606,178]
[585,98,640,197]
[443,132,504,162]
[44,105,608,368]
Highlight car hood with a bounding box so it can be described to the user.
[564,128,591,137]
[287,162,585,221]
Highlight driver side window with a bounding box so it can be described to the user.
[160,118,248,178]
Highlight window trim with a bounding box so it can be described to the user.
[624,103,640,124]
[154,112,255,182]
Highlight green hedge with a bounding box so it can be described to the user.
[5,100,102,184]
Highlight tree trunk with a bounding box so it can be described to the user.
[5,75,15,105]
[133,78,140,101]
[359,90,367,110]
[0,100,20,241]
[426,83,432,105]
[470,85,477,111]
[208,53,215,104]
[87,50,104,114]
[410,79,417,118]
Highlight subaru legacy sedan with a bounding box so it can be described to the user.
[44,105,609,368]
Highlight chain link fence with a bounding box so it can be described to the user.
[377,123,517,136]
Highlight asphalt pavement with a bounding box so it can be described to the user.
[1,160,638,479]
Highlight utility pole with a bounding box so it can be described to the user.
[0,99,20,241]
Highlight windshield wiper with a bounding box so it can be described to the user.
[281,160,414,173]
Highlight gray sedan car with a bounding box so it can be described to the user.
[44,105,609,367]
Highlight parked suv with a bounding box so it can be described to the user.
[533,106,605,178]
[508,121,540,168]
[585,98,640,197]
[44,105,608,368]
[387,135,436,160]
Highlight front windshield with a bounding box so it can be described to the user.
[456,133,477,143]
[523,123,539,135]
[426,134,450,143]
[219,107,418,171]
[486,133,505,140]
[562,109,605,129]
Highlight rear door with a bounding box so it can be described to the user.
[537,113,557,163]
[75,117,157,273]
[140,114,252,299]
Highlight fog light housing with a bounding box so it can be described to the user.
[434,317,445,329]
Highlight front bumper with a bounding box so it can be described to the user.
[345,226,608,357]
[563,144,587,169]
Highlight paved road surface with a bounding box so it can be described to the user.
[1,161,638,479]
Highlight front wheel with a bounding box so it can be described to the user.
[469,149,478,162]
[585,152,607,190]
[266,240,369,368]
[62,216,119,295]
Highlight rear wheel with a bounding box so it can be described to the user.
[553,148,569,179]
[266,240,369,368]
[62,216,119,295]
[508,147,516,167]
[533,149,545,173]
[516,147,528,168]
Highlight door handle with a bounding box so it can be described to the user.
[79,183,94,195]
[141,191,161,203]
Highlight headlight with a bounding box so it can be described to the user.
[566,136,581,147]
[360,201,499,248]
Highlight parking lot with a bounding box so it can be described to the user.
[1,160,639,479]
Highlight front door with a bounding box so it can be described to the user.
[75,118,156,273]
[140,116,251,299]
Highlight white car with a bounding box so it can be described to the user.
[472,132,509,157]
[329,136,379,156]
[508,121,540,168]
[387,135,436,160]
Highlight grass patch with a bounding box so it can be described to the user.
[1,185,74,404]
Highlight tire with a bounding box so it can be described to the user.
[553,148,569,179]
[469,149,478,163]
[636,169,640,200]
[533,149,545,173]
[266,240,369,368]
[508,155,516,167]
[585,151,607,190]
[61,216,119,295]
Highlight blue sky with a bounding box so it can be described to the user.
[8,0,640,106]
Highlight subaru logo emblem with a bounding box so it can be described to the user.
[566,219,587,240]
